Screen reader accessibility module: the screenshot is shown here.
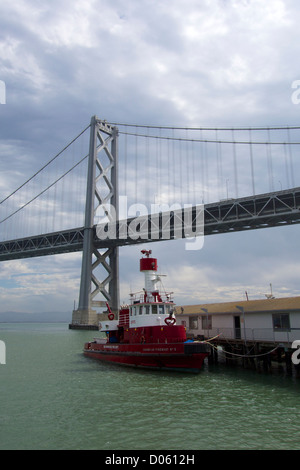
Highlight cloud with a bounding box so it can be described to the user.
[0,0,294,125]
[0,253,81,312]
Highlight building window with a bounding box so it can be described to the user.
[202,315,212,330]
[189,316,198,330]
[272,313,290,331]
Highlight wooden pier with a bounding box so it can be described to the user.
[206,336,300,376]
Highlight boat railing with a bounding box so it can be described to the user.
[131,293,174,304]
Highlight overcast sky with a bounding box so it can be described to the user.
[1,0,300,316]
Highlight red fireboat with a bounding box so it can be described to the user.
[84,250,209,373]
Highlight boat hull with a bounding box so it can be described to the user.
[84,341,209,373]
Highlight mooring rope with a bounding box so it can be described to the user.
[205,341,279,359]
[217,345,279,359]
[197,333,279,359]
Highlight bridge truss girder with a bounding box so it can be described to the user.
[1,187,300,261]
[103,187,300,242]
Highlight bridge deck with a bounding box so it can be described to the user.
[1,187,300,261]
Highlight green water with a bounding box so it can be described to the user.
[0,323,300,450]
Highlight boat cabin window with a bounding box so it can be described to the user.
[152,305,157,314]
[139,306,143,315]
[130,306,136,316]
[145,305,150,315]
[159,305,164,315]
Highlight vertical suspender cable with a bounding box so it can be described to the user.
[216,129,220,200]
[266,128,274,192]
[172,128,175,204]
[146,126,149,207]
[287,127,295,188]
[204,139,209,203]
[167,133,170,205]
[156,132,159,205]
[185,128,189,205]
[248,129,255,196]
[283,141,290,189]
[124,129,127,204]
[200,129,204,204]
[179,135,183,206]
[135,129,138,205]
[232,129,238,199]
[218,137,223,200]
[159,128,162,205]
[192,139,196,206]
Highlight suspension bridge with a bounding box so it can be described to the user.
[1,116,300,327]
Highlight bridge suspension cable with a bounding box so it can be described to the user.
[0,125,90,240]
[0,153,89,225]
[115,129,300,145]
[115,122,300,211]
[1,120,300,244]
[109,122,300,131]
[0,124,90,206]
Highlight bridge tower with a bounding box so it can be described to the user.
[71,116,119,327]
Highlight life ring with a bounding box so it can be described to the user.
[108,313,115,321]
[164,316,176,326]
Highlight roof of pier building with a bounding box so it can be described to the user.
[176,296,300,316]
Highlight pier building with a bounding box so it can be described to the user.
[176,296,300,374]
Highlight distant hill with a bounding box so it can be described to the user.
[0,311,71,323]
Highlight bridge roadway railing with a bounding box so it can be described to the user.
[1,187,300,261]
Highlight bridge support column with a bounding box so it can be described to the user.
[70,116,119,328]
